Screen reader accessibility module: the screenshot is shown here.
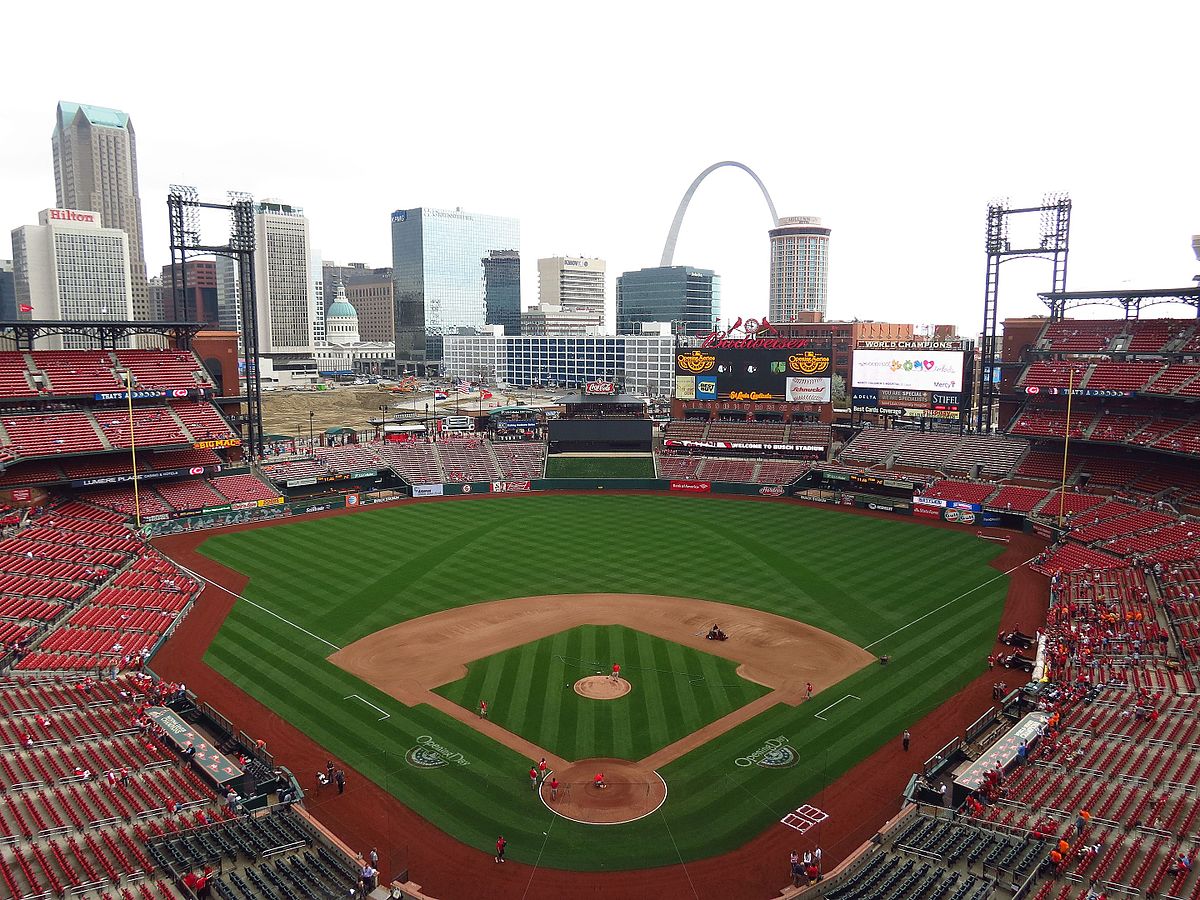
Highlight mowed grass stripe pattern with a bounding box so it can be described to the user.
[544,456,656,478]
[199,493,1011,870]
[435,625,769,761]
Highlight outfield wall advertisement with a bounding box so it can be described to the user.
[852,349,966,393]
[676,346,831,403]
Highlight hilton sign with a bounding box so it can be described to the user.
[46,209,98,224]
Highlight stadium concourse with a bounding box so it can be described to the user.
[0,320,1197,899]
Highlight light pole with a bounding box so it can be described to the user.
[308,411,315,448]
[379,404,388,440]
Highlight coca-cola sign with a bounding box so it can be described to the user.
[584,381,617,395]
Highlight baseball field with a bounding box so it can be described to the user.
[192,493,1013,872]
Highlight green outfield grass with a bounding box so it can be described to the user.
[435,624,771,760]
[544,455,656,478]
[198,493,1011,870]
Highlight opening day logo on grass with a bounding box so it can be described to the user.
[405,735,471,769]
[734,736,797,768]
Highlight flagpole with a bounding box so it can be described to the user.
[124,367,142,528]
[1056,367,1075,528]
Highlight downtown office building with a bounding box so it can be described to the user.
[443,332,676,397]
[615,266,720,338]
[390,207,519,371]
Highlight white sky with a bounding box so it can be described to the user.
[2,1,1198,335]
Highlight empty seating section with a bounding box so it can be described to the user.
[1088,411,1153,443]
[491,443,546,479]
[1015,450,1081,482]
[755,459,810,483]
[0,354,37,398]
[261,457,329,483]
[312,444,380,473]
[839,429,906,464]
[113,350,209,390]
[706,422,790,444]
[155,479,226,512]
[944,435,1028,478]
[1031,541,1124,574]
[1069,509,1175,544]
[987,485,1052,513]
[0,461,65,486]
[29,351,124,395]
[656,454,702,479]
[87,488,173,518]
[149,447,222,469]
[662,421,708,441]
[1125,318,1194,352]
[921,481,997,505]
[1128,416,1190,448]
[1010,408,1086,439]
[374,441,443,483]
[694,458,757,482]
[1085,362,1161,392]
[1041,320,1122,351]
[1022,362,1090,389]
[437,438,500,481]
[891,432,961,472]
[208,474,279,504]
[1145,364,1200,395]
[1,413,106,459]
[94,408,188,448]
[167,402,235,442]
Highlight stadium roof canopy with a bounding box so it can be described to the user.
[1038,286,1200,319]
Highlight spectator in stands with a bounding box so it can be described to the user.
[1171,853,1193,874]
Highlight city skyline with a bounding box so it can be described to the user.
[1,4,1198,338]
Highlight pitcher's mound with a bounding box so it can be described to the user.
[574,676,631,700]
[540,758,666,825]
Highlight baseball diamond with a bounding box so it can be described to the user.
[151,492,1020,882]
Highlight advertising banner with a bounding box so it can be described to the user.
[285,477,319,488]
[914,496,981,512]
[72,466,218,488]
[913,505,942,520]
[852,349,965,393]
[942,508,977,525]
[10,489,32,502]
[786,376,831,403]
[670,481,712,493]
[193,438,242,450]
[412,484,445,498]
[663,439,825,452]
[675,346,831,402]
[490,481,531,493]
[92,388,205,402]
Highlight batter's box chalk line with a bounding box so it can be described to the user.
[780,804,828,833]
[344,694,390,720]
[812,694,860,720]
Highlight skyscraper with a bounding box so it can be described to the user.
[615,265,720,338]
[254,199,315,355]
[769,216,830,321]
[483,250,521,335]
[10,208,134,348]
[0,260,15,321]
[537,256,606,326]
[51,102,149,320]
[390,207,520,371]
[161,260,219,325]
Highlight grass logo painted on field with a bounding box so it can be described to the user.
[406,735,471,769]
[735,736,797,769]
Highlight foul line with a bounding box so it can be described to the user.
[658,808,700,900]
[343,694,390,720]
[175,562,342,652]
[813,694,860,721]
[521,811,557,900]
[864,553,1039,651]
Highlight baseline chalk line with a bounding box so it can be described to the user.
[864,553,1039,651]
[344,694,390,720]
[813,694,860,720]
[175,562,342,652]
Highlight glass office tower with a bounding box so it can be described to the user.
[615,265,720,338]
[391,207,520,371]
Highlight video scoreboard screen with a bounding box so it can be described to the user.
[675,347,832,403]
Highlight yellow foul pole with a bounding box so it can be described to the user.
[124,368,142,528]
[1056,367,1075,528]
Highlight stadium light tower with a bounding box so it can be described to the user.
[977,194,1071,433]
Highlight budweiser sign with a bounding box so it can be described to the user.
[699,318,814,350]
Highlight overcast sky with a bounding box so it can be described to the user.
[3,1,1198,335]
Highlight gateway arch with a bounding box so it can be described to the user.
[660,161,780,267]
